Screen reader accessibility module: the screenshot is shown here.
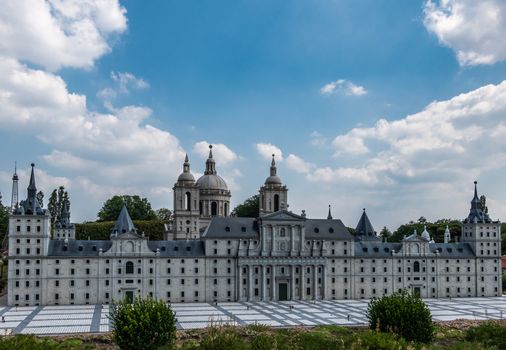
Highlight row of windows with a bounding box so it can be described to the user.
[16,225,42,233]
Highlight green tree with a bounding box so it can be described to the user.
[232,195,259,217]
[379,226,391,240]
[98,195,156,221]
[0,194,9,244]
[36,190,44,207]
[388,218,461,243]
[155,208,172,221]
[47,186,70,227]
[109,297,176,350]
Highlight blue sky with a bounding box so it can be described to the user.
[1,0,506,232]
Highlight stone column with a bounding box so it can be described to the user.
[290,226,295,256]
[238,265,243,301]
[300,227,304,254]
[261,265,267,300]
[313,265,317,299]
[271,265,277,301]
[248,265,253,301]
[261,226,267,256]
[322,265,327,299]
[300,265,305,300]
[290,265,295,300]
[271,226,276,255]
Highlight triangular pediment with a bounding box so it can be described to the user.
[260,210,305,221]
[403,234,428,242]
[112,231,145,240]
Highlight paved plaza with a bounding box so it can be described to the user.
[1,297,506,335]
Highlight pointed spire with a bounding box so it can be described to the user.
[204,144,217,175]
[355,208,378,240]
[327,205,333,220]
[421,225,430,241]
[444,225,450,244]
[27,163,36,199]
[177,154,195,183]
[270,154,277,176]
[12,161,18,181]
[11,161,19,210]
[465,180,491,223]
[112,205,137,236]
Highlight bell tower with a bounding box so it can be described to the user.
[172,154,200,240]
[259,155,288,215]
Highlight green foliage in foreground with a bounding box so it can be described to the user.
[465,322,506,350]
[109,297,176,350]
[0,335,93,350]
[367,290,435,343]
[4,321,506,349]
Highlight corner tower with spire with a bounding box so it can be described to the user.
[259,154,288,215]
[8,164,51,306]
[460,181,502,296]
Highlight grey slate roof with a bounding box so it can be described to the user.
[147,240,205,257]
[355,241,402,257]
[48,240,112,257]
[202,217,258,239]
[464,182,493,224]
[305,219,353,240]
[429,243,475,257]
[112,205,137,236]
[355,209,379,241]
[354,241,475,258]
[14,163,45,216]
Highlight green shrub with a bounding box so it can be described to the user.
[109,296,176,350]
[295,330,340,350]
[350,330,408,350]
[75,220,168,240]
[465,322,506,350]
[366,290,434,343]
[502,274,506,292]
[199,326,249,350]
[0,335,92,350]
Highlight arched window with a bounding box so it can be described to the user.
[280,228,286,237]
[413,261,420,273]
[274,194,280,212]
[126,261,134,274]
[185,192,191,211]
[224,203,228,216]
[199,201,203,215]
[211,202,218,216]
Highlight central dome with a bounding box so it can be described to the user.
[196,174,228,190]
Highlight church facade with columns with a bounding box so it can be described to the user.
[6,147,503,306]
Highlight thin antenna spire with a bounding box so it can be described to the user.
[10,161,19,210]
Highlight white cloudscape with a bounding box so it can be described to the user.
[0,0,127,71]
[424,0,506,66]
[193,141,238,165]
[0,0,190,220]
[320,79,367,96]
[255,143,283,161]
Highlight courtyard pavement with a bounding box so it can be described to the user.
[0,297,506,335]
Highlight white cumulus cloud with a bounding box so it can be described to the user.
[314,80,506,186]
[285,154,314,174]
[193,141,238,165]
[0,0,127,71]
[320,79,367,96]
[424,0,506,66]
[255,143,283,161]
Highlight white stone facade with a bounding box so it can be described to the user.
[7,162,502,306]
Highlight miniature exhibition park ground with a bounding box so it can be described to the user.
[0,297,505,336]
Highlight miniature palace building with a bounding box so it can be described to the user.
[7,147,502,306]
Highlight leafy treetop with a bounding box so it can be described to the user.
[232,195,259,217]
[98,195,156,221]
